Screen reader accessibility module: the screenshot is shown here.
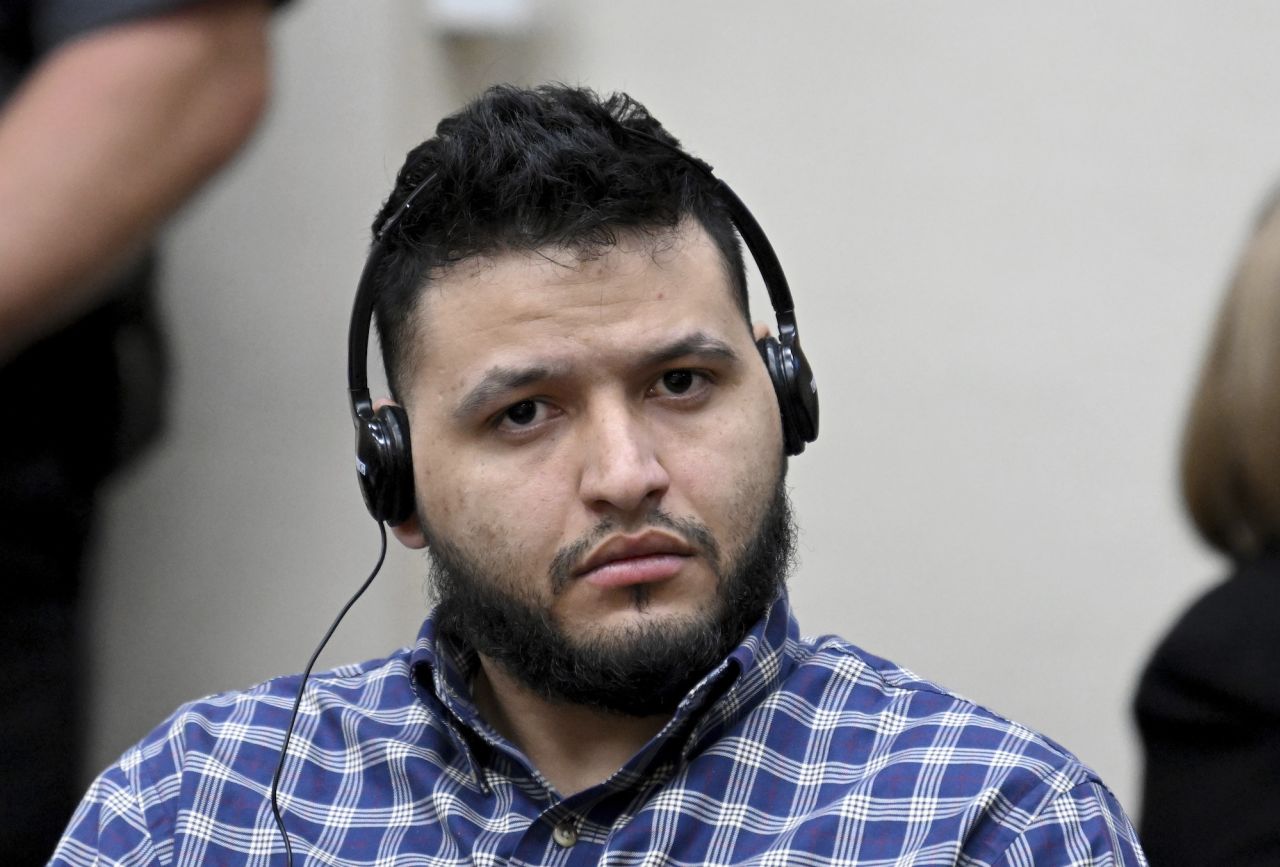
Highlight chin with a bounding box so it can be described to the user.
[564,596,717,648]
[566,577,715,622]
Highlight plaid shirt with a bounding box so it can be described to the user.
[53,594,1146,865]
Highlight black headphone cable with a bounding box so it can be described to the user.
[269,520,388,866]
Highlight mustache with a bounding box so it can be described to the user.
[547,509,722,595]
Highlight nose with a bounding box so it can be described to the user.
[577,399,670,516]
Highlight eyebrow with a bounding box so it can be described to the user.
[452,363,568,421]
[451,330,741,421]
[638,331,740,368]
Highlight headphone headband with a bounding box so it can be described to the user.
[348,174,439,422]
[618,128,797,321]
[347,137,804,399]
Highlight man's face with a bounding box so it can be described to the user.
[392,221,789,713]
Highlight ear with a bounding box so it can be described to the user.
[372,396,428,550]
[390,516,427,550]
[752,320,773,342]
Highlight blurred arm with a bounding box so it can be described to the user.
[0,0,271,361]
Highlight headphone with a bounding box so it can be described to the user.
[347,132,819,526]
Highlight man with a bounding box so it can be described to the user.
[0,1,272,861]
[53,85,1146,865]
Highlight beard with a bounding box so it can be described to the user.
[423,472,796,718]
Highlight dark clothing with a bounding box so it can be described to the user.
[1134,554,1280,866]
[0,602,85,862]
[1,2,177,861]
[0,263,164,865]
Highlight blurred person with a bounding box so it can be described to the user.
[1134,188,1280,865]
[53,84,1146,865]
[0,1,276,861]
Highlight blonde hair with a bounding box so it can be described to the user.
[1182,187,1280,557]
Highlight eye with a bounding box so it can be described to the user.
[650,369,711,399]
[496,399,549,431]
[661,370,695,394]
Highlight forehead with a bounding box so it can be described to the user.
[401,224,750,396]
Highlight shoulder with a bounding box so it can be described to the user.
[994,778,1147,866]
[53,649,422,863]
[757,634,1144,864]
[1159,560,1280,653]
[143,648,424,778]
[1137,560,1280,720]
[164,647,411,724]
[787,633,1098,780]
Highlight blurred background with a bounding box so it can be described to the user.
[81,0,1280,820]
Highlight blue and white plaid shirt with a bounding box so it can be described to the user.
[53,594,1146,865]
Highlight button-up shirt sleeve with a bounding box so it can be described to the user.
[990,780,1148,867]
[51,748,165,867]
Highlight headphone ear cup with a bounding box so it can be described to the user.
[758,334,819,457]
[758,336,804,456]
[353,405,416,525]
[376,404,415,523]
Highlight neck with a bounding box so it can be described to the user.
[471,655,670,796]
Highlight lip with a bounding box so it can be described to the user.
[574,530,696,588]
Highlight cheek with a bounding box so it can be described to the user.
[417,453,573,560]
[669,385,782,536]
[719,375,784,463]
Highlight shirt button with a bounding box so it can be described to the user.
[552,822,578,847]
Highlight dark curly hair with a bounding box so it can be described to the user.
[368,84,749,399]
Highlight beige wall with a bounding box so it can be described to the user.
[86,0,1280,818]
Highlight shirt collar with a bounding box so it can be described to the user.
[675,589,799,760]
[408,591,800,784]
